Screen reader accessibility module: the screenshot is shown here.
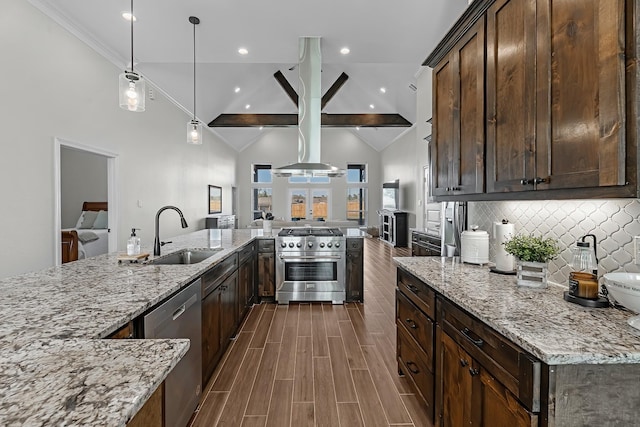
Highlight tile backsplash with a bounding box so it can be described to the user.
[468,199,640,285]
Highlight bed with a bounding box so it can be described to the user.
[61,202,109,263]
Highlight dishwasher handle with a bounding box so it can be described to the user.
[172,304,187,320]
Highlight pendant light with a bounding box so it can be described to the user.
[187,16,202,145]
[118,0,145,112]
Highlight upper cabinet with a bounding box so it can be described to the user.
[425,0,637,201]
[432,17,485,197]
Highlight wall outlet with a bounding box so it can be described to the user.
[635,236,640,264]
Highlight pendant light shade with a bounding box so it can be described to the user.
[119,0,145,112]
[187,16,202,144]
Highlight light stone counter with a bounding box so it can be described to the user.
[0,228,258,426]
[394,256,640,365]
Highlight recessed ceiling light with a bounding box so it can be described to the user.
[234,87,241,93]
[238,47,249,55]
[379,87,386,94]
[245,104,251,109]
[369,104,375,109]
[340,47,350,55]
[122,12,136,21]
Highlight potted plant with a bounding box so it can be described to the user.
[503,233,560,288]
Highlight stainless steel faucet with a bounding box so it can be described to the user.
[154,206,189,256]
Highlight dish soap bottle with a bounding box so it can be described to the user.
[127,228,141,256]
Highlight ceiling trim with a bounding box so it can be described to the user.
[209,113,412,128]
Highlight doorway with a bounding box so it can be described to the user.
[54,138,118,265]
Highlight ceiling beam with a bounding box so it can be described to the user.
[321,72,349,110]
[208,113,411,128]
[273,71,298,107]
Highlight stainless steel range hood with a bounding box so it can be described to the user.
[272,37,345,178]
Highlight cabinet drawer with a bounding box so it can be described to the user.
[258,239,275,253]
[238,242,255,264]
[397,325,434,422]
[397,268,436,319]
[438,297,540,412]
[396,289,434,363]
[346,238,363,251]
[202,254,238,297]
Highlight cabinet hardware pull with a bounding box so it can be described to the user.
[534,177,547,184]
[460,327,484,347]
[520,179,531,185]
[452,187,461,191]
[172,304,186,320]
[406,361,420,374]
[445,187,451,191]
[459,358,468,367]
[406,284,420,293]
[469,368,480,376]
[405,318,418,329]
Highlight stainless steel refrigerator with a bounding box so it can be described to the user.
[442,201,467,256]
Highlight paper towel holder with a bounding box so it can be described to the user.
[490,218,517,275]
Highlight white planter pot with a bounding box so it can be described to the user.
[516,260,548,288]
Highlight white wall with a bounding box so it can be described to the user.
[236,128,381,227]
[0,0,237,278]
[60,147,108,228]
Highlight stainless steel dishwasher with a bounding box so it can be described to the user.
[144,279,202,427]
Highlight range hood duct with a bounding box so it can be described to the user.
[272,37,345,178]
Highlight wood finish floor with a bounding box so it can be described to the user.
[190,237,432,427]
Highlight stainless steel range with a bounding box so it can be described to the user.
[276,227,346,304]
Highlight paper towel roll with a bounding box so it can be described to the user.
[493,221,515,272]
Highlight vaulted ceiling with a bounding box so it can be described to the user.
[31,0,468,151]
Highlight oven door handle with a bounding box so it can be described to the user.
[278,255,343,260]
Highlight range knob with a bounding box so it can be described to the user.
[296,242,302,248]
[327,242,333,248]
[308,242,313,248]
[288,242,294,248]
[335,242,340,248]
[281,242,287,248]
[319,242,325,248]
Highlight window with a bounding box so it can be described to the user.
[252,164,272,219]
[288,175,330,184]
[347,164,367,225]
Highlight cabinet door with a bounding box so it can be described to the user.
[535,0,626,190]
[477,369,537,427]
[258,252,275,297]
[439,332,474,427]
[432,18,485,197]
[202,287,222,385]
[221,272,238,342]
[486,0,537,193]
[346,249,363,302]
[432,54,455,197]
[237,254,256,320]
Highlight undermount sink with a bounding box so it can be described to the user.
[603,272,640,329]
[147,248,223,265]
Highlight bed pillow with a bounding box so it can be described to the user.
[92,210,108,229]
[75,211,86,229]
[78,210,99,229]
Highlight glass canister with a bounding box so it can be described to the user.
[569,241,598,299]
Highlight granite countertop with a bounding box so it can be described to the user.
[394,256,640,365]
[0,228,257,426]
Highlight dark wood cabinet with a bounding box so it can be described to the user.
[426,0,637,201]
[379,210,408,247]
[345,238,364,302]
[201,254,238,385]
[487,0,627,194]
[411,231,442,257]
[432,16,485,197]
[257,239,275,299]
[238,242,256,321]
[397,267,539,427]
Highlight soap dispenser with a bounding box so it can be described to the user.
[127,228,141,256]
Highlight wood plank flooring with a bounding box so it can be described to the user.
[190,237,432,427]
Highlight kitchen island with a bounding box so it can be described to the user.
[394,256,640,426]
[0,227,364,425]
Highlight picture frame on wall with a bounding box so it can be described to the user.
[208,185,222,214]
